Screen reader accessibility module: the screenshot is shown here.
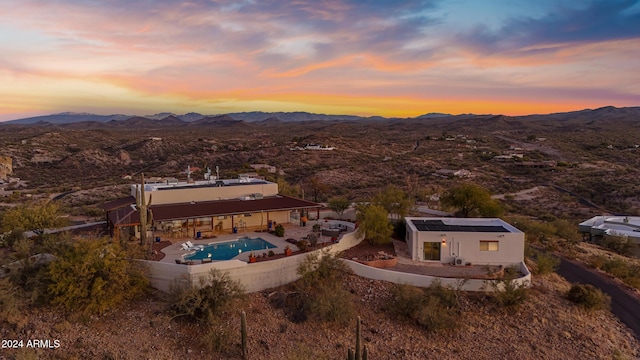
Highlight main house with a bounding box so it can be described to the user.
[404,217,525,266]
[103,175,320,241]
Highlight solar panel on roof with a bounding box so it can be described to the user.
[410,219,509,232]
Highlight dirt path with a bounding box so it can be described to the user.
[493,186,543,200]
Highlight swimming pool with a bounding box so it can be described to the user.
[184,237,277,261]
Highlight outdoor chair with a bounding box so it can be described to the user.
[185,241,205,250]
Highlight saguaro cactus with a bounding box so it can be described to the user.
[355,316,361,360]
[347,316,367,360]
[136,173,152,249]
[241,311,247,360]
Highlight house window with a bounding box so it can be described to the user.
[479,241,499,251]
[217,216,226,220]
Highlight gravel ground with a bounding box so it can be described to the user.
[2,272,638,360]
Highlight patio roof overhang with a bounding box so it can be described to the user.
[107,195,320,227]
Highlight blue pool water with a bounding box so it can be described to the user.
[184,237,277,261]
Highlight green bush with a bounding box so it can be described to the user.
[588,255,607,269]
[600,259,640,290]
[296,240,309,252]
[277,252,354,324]
[566,284,610,311]
[168,269,245,324]
[601,235,634,256]
[488,271,529,308]
[387,281,460,332]
[0,278,26,327]
[274,224,285,237]
[47,238,149,314]
[535,252,560,275]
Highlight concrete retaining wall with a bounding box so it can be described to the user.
[345,260,531,292]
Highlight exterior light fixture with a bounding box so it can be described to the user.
[441,236,446,245]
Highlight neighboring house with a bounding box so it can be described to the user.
[404,217,525,266]
[579,216,640,256]
[434,168,472,178]
[103,175,320,240]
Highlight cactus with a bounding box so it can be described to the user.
[355,316,361,360]
[241,311,247,360]
[136,173,153,248]
[347,316,366,360]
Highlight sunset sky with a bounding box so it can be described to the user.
[1,0,639,121]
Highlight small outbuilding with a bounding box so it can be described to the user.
[404,217,525,266]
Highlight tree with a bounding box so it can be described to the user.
[0,201,66,239]
[276,177,302,197]
[327,197,350,219]
[440,183,503,218]
[356,204,393,245]
[372,185,412,221]
[47,238,148,314]
[308,176,329,203]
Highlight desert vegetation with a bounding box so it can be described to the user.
[2,109,640,358]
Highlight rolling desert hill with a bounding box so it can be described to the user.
[1,105,640,221]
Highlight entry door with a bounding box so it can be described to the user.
[423,242,441,261]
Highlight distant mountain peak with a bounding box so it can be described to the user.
[417,112,452,118]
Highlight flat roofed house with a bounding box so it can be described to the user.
[579,216,640,256]
[405,217,525,266]
[103,176,320,240]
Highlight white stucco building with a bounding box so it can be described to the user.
[405,217,525,266]
[579,215,640,256]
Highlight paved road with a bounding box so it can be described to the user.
[557,256,640,340]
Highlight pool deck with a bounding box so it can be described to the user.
[157,221,344,264]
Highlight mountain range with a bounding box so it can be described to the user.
[2,106,639,126]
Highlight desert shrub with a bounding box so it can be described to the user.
[47,238,149,314]
[296,240,308,252]
[535,252,560,275]
[0,229,23,248]
[307,232,319,247]
[551,219,581,244]
[283,345,331,360]
[281,252,354,324]
[387,281,459,332]
[600,259,640,290]
[168,269,245,324]
[488,272,529,308]
[274,224,285,237]
[566,284,610,311]
[200,325,232,354]
[601,235,634,256]
[9,257,53,305]
[0,278,26,327]
[588,255,607,269]
[11,237,33,259]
